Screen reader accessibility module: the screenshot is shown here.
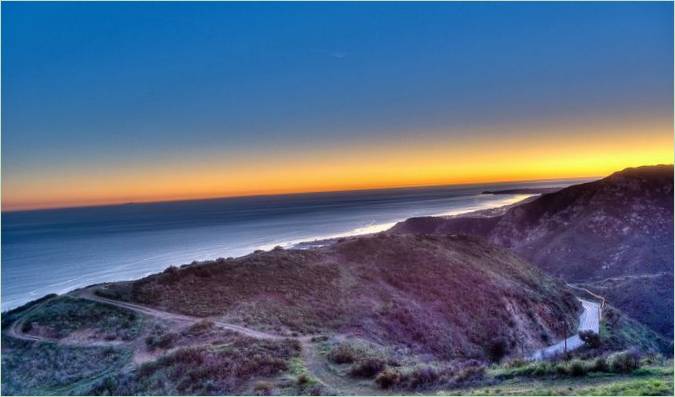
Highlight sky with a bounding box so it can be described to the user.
[2,2,673,211]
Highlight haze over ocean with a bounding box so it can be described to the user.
[1,179,588,311]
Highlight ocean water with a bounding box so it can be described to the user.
[1,179,589,311]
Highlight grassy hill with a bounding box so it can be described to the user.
[99,233,581,361]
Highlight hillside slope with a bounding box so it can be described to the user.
[582,273,674,339]
[99,234,581,360]
[392,165,674,338]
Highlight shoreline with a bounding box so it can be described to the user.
[2,192,539,312]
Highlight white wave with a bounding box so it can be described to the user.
[257,194,535,251]
[432,194,534,217]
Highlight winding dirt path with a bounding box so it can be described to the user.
[76,289,383,393]
[7,287,354,393]
[75,289,298,341]
[6,295,129,347]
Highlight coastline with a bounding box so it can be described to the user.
[1,189,551,312]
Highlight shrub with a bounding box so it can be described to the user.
[21,321,33,333]
[568,359,589,377]
[349,358,386,378]
[408,366,440,388]
[454,365,485,383]
[375,368,401,389]
[297,374,310,385]
[327,344,359,364]
[609,350,641,373]
[532,362,552,377]
[554,362,569,376]
[145,332,178,350]
[504,358,527,368]
[485,338,508,363]
[591,357,609,372]
[579,330,601,348]
[185,320,215,335]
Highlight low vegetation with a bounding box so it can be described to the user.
[597,305,672,355]
[1,336,131,395]
[1,294,58,330]
[19,296,142,341]
[100,234,581,360]
[450,360,673,396]
[87,334,301,395]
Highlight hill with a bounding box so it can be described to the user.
[392,165,673,337]
[98,233,581,361]
[581,273,674,339]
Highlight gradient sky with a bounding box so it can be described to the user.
[2,2,673,211]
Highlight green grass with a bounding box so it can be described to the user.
[575,377,673,395]
[446,363,673,396]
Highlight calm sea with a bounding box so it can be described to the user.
[1,179,590,311]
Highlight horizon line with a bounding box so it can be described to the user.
[2,174,603,214]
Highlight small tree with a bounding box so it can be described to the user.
[485,338,508,363]
[579,330,601,348]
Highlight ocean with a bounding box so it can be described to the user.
[1,178,590,311]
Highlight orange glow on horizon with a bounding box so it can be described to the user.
[3,117,673,212]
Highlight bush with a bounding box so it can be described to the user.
[568,359,589,377]
[454,365,485,383]
[21,321,33,333]
[375,368,401,389]
[185,320,215,335]
[504,358,527,368]
[327,344,357,364]
[145,332,178,350]
[591,357,609,372]
[485,338,508,363]
[349,358,386,378]
[408,366,440,388]
[579,330,601,348]
[297,374,310,385]
[609,350,641,373]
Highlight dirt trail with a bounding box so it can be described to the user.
[300,340,383,396]
[76,289,309,341]
[6,296,122,347]
[7,288,351,392]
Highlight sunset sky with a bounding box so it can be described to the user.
[2,2,673,211]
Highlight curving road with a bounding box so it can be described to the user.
[531,298,601,360]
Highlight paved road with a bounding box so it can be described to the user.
[531,298,601,360]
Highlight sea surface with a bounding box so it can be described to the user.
[1,178,591,311]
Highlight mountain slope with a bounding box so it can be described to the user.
[393,165,673,281]
[99,233,581,360]
[392,164,674,337]
[582,273,674,339]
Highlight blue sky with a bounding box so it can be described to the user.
[2,2,673,209]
